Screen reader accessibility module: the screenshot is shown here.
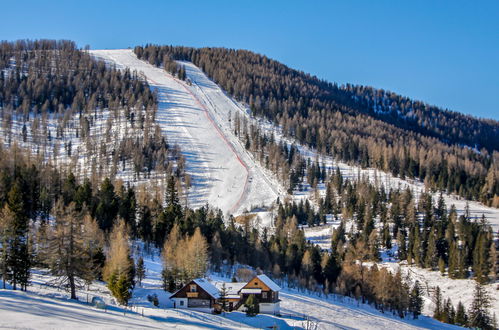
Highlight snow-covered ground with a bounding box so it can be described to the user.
[378,259,499,318]
[90,50,280,219]
[0,241,464,330]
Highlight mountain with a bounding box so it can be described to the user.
[134,45,499,206]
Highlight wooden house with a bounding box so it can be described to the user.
[170,274,281,315]
[170,278,220,312]
[239,274,281,314]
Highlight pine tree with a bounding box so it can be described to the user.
[409,281,423,319]
[5,182,31,290]
[219,282,228,312]
[454,301,468,326]
[0,205,14,289]
[424,227,438,270]
[136,256,146,287]
[468,282,493,329]
[473,230,490,284]
[433,286,443,321]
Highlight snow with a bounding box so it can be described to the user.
[212,281,246,299]
[192,278,221,299]
[379,261,499,317]
[257,274,281,292]
[0,242,468,330]
[89,49,281,219]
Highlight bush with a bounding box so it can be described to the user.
[147,294,159,307]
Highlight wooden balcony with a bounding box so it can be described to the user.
[186,292,199,298]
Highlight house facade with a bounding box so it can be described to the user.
[170,279,220,313]
[170,274,281,315]
[239,275,281,314]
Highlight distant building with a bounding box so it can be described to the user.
[170,274,281,315]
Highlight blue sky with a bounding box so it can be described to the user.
[1,0,498,119]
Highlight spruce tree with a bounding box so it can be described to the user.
[433,286,443,321]
[409,281,424,319]
[6,182,31,290]
[454,301,468,326]
[136,256,146,287]
[468,282,493,329]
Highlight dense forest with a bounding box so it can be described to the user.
[0,144,496,328]
[134,45,499,207]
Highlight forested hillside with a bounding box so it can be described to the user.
[0,40,186,187]
[134,45,499,207]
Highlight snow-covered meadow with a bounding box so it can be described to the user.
[0,244,463,330]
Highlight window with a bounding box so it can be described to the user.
[180,301,184,306]
[254,282,258,286]
[262,292,267,299]
[190,285,197,292]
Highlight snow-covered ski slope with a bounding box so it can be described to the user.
[90,49,280,217]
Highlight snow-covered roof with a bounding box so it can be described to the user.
[257,275,281,292]
[213,281,246,295]
[192,278,220,299]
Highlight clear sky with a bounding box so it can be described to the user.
[1,0,498,119]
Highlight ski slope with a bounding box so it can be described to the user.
[90,49,279,217]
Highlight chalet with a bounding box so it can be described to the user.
[213,281,246,311]
[239,274,281,315]
[170,278,220,312]
[170,274,281,315]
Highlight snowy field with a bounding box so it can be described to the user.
[90,50,280,219]
[0,244,463,330]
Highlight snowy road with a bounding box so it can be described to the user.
[90,49,279,216]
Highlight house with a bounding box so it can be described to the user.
[239,274,281,315]
[170,278,220,312]
[213,281,246,311]
[170,274,281,315]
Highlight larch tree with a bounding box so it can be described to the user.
[103,219,135,305]
[45,201,83,299]
[187,227,209,279]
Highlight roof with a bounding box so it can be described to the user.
[193,278,220,299]
[170,278,220,299]
[241,288,262,294]
[256,274,281,292]
[213,281,246,296]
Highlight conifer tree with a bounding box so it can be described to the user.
[468,282,493,329]
[454,301,468,326]
[103,219,135,305]
[136,256,146,287]
[432,286,443,321]
[409,281,423,319]
[244,294,259,316]
[219,282,228,312]
[5,182,31,290]
[44,201,89,299]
